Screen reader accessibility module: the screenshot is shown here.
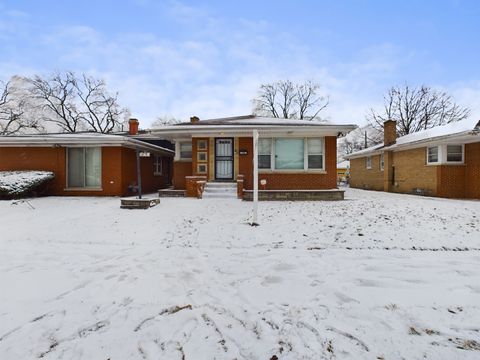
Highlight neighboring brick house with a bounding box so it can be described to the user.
[142,115,356,200]
[345,118,480,199]
[336,160,350,183]
[0,121,174,196]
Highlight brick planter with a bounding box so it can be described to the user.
[120,198,160,209]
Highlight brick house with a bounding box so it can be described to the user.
[142,115,356,200]
[0,121,174,196]
[345,118,480,199]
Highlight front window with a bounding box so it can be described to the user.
[258,139,272,169]
[179,142,192,159]
[67,147,101,188]
[154,155,163,175]
[446,145,463,162]
[275,138,304,169]
[427,146,439,163]
[257,137,325,171]
[380,153,384,171]
[307,138,324,169]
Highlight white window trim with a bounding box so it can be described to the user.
[197,163,207,174]
[426,144,464,165]
[65,147,102,190]
[426,146,440,165]
[366,156,372,169]
[175,140,192,161]
[197,151,207,162]
[258,137,325,173]
[154,154,163,176]
[379,153,384,171]
[446,144,464,164]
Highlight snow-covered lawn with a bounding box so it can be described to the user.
[1,188,479,359]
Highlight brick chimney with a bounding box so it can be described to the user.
[190,116,200,124]
[383,120,397,146]
[128,118,139,135]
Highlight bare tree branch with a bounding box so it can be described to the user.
[253,80,329,120]
[0,79,41,135]
[368,84,470,137]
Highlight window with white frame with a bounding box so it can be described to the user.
[179,142,192,159]
[67,147,101,188]
[307,138,324,169]
[257,137,325,171]
[446,145,463,162]
[380,153,384,171]
[366,156,372,169]
[427,146,439,164]
[275,138,304,169]
[258,138,272,169]
[154,155,163,175]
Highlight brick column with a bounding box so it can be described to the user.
[237,174,244,199]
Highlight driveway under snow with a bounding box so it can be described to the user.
[0,189,479,359]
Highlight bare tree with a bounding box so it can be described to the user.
[27,71,127,133]
[253,80,329,120]
[0,79,41,135]
[74,74,127,133]
[151,115,181,127]
[368,84,470,136]
[295,81,329,119]
[28,72,82,132]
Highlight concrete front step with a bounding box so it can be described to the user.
[203,182,237,199]
[203,193,238,199]
[205,182,236,188]
[204,188,237,193]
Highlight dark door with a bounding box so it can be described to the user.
[215,138,234,180]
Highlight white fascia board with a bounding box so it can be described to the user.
[0,135,174,155]
[148,125,356,138]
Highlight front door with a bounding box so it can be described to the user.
[215,138,234,180]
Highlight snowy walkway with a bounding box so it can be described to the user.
[0,189,479,359]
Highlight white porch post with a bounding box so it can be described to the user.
[252,129,259,225]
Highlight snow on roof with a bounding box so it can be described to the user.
[395,117,480,146]
[0,132,174,155]
[346,118,480,159]
[171,115,335,127]
[345,143,385,158]
[337,160,350,168]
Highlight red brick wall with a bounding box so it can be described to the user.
[238,136,338,190]
[172,161,192,189]
[120,148,170,196]
[436,165,466,198]
[0,146,170,196]
[465,142,480,199]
